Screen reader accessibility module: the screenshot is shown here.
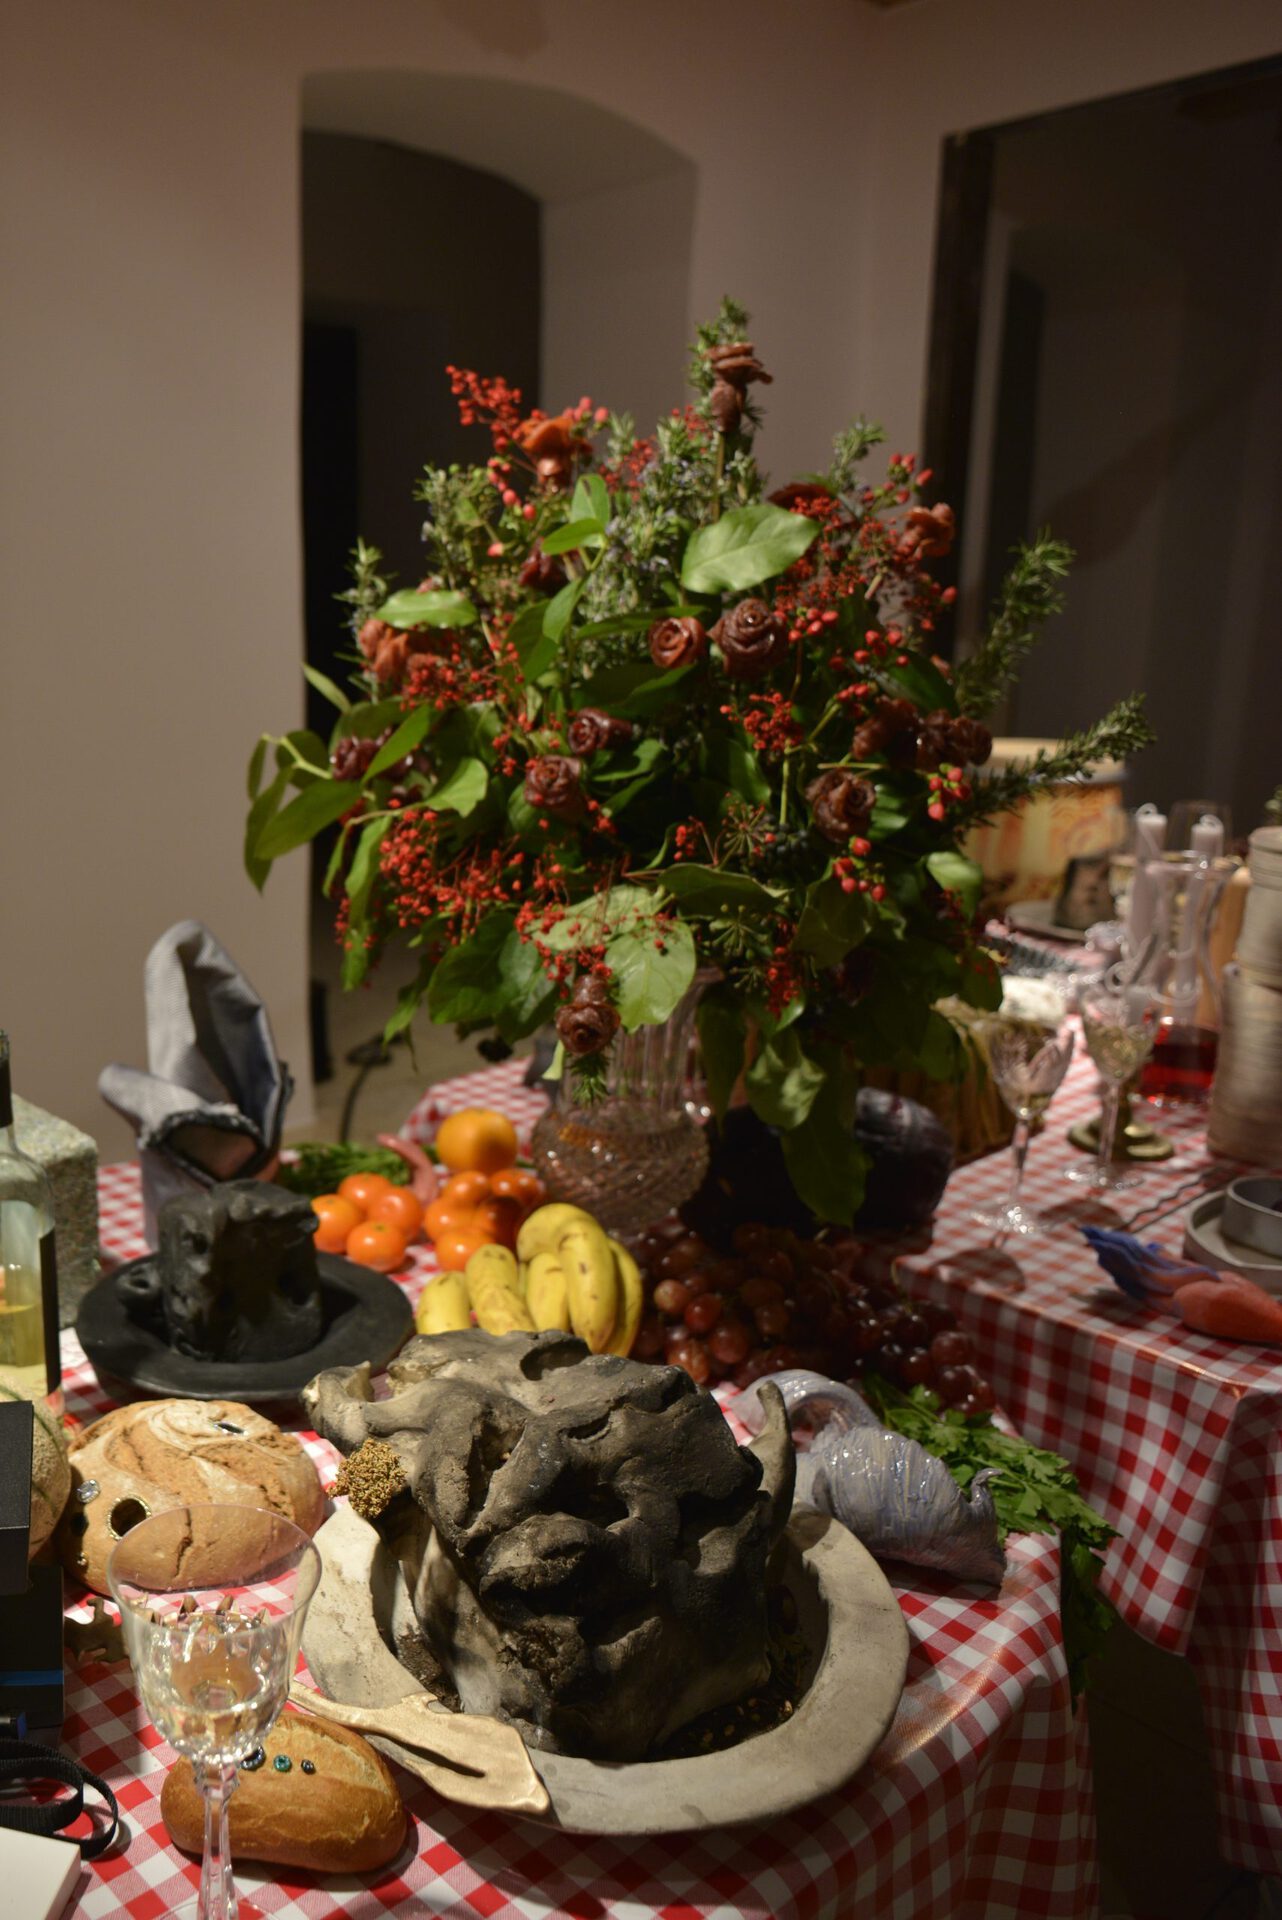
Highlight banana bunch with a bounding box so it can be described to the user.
[412,1203,642,1355]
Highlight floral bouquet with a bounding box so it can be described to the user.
[248,301,1150,1224]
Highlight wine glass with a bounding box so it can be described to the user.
[972,1010,1076,1238]
[108,1504,321,1920]
[1070,979,1157,1192]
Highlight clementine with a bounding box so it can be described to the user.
[434,1108,519,1176]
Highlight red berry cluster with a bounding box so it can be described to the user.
[926,763,972,823]
[631,1219,996,1413]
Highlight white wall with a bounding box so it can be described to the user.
[3,0,1281,1142]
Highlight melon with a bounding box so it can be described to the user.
[0,1374,72,1557]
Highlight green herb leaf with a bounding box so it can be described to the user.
[247,735,271,801]
[339,817,389,989]
[681,503,819,594]
[571,473,610,526]
[608,919,697,1030]
[879,653,957,716]
[302,663,353,713]
[540,515,605,557]
[745,1027,825,1131]
[543,577,584,641]
[367,704,434,778]
[509,601,556,681]
[377,587,477,629]
[255,779,361,862]
[244,766,290,888]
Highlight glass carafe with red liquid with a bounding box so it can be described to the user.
[1137,816,1229,1109]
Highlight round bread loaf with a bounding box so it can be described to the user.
[0,1377,71,1557]
[162,1708,407,1874]
[57,1398,325,1594]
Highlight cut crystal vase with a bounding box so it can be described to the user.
[528,971,717,1236]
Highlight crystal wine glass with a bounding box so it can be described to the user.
[1070,978,1157,1192]
[972,1010,1076,1237]
[108,1505,321,1920]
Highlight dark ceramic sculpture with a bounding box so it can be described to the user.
[304,1330,795,1762]
[124,1180,324,1362]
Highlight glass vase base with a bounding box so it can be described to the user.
[171,1901,268,1920]
[1064,1162,1143,1192]
[530,1102,709,1238]
[970,1201,1045,1240]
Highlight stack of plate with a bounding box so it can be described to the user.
[1184,1177,1282,1295]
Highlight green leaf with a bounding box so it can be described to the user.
[367,704,434,778]
[780,1066,867,1226]
[794,872,870,969]
[573,606,703,643]
[539,885,660,954]
[254,779,361,862]
[302,663,352,713]
[540,515,605,557]
[591,738,665,785]
[509,601,557,682]
[577,659,692,717]
[697,990,746,1121]
[244,766,289,889]
[426,914,515,1025]
[338,816,389,989]
[926,849,984,917]
[869,792,912,837]
[879,653,957,716]
[571,473,610,526]
[494,930,557,1042]
[334,697,402,742]
[425,756,488,816]
[641,864,780,918]
[543,577,584,641]
[377,587,477,629]
[607,920,696,1031]
[247,735,270,801]
[746,1028,825,1131]
[959,944,1004,1012]
[274,730,330,787]
[681,502,819,594]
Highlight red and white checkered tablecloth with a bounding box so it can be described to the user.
[850,1036,1282,1875]
[62,1106,1099,1920]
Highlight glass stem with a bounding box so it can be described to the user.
[197,1763,238,1920]
[1097,1083,1122,1184]
[1006,1111,1032,1217]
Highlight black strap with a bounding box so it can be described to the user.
[0,1737,120,1858]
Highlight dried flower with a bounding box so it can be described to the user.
[518,544,568,595]
[712,599,789,680]
[555,972,620,1056]
[902,502,956,559]
[915,709,956,772]
[853,697,918,767]
[706,341,772,436]
[805,770,877,843]
[568,708,633,756]
[514,412,585,490]
[948,715,993,766]
[648,616,707,670]
[524,754,585,821]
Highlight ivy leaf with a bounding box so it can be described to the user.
[426,914,514,1025]
[745,1028,825,1131]
[697,989,746,1121]
[377,587,477,629]
[255,779,361,862]
[540,515,605,557]
[244,767,289,889]
[302,663,352,713]
[426,757,488,817]
[682,503,819,594]
[608,920,696,1030]
[794,872,870,968]
[367,704,434,779]
[926,849,984,917]
[879,653,957,716]
[641,864,780,917]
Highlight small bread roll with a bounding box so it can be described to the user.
[58,1398,324,1594]
[162,1709,407,1874]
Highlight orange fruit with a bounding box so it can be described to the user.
[423,1195,476,1244]
[369,1187,424,1242]
[338,1171,394,1214]
[474,1193,522,1250]
[312,1193,363,1255]
[433,1226,488,1272]
[489,1167,546,1210]
[345,1219,409,1273]
[434,1108,519,1176]
[441,1170,493,1209]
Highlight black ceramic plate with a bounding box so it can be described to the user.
[76,1254,413,1407]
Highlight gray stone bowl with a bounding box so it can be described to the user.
[301,1501,909,1835]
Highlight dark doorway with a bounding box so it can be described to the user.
[925,56,1282,835]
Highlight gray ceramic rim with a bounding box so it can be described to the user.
[1222,1178,1282,1260]
[301,1501,909,1835]
[1184,1191,1282,1294]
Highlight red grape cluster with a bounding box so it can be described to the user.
[631,1218,996,1413]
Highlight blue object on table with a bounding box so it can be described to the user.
[1080,1225,1216,1304]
